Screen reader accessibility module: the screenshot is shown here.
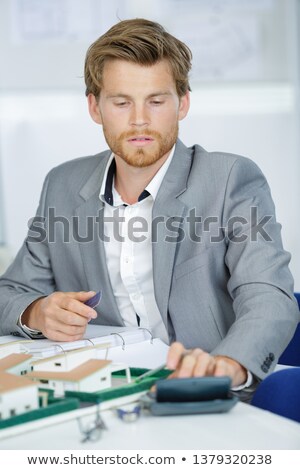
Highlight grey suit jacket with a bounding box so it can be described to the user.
[0,140,299,379]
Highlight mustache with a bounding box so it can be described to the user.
[119,130,162,140]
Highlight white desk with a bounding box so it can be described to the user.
[0,401,299,450]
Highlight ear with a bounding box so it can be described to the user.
[87,93,102,125]
[178,91,190,121]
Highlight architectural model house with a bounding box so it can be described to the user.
[0,371,39,420]
[30,346,131,387]
[31,346,99,372]
[0,353,33,376]
[27,359,113,397]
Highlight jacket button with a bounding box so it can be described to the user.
[269,353,275,361]
[261,365,268,373]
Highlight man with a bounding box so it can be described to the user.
[0,19,298,393]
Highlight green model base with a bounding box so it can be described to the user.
[65,367,171,403]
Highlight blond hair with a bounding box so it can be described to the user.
[84,18,192,98]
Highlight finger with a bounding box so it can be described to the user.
[60,297,97,322]
[167,342,186,369]
[45,328,86,342]
[61,310,90,330]
[42,314,87,338]
[213,358,240,386]
[214,356,247,386]
[60,308,92,327]
[43,302,89,329]
[213,358,230,378]
[59,323,87,337]
[176,349,211,378]
[64,291,98,311]
[176,354,198,378]
[64,291,96,301]
[40,308,88,339]
[168,348,203,376]
[193,352,215,377]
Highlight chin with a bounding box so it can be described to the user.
[122,148,164,168]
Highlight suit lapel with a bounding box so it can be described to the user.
[152,140,193,327]
[75,153,124,326]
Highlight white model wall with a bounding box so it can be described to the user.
[0,386,39,419]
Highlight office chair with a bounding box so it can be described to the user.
[251,368,300,423]
[278,293,300,366]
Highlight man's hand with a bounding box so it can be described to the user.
[21,291,98,342]
[167,342,247,387]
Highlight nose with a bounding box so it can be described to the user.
[130,103,149,127]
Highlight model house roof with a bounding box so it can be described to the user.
[0,371,37,393]
[0,353,33,371]
[27,359,112,382]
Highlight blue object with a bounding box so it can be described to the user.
[116,405,141,422]
[251,368,300,423]
[278,293,300,366]
[84,291,102,309]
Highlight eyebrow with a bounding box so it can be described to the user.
[106,92,172,100]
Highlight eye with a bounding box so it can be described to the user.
[115,101,129,107]
[151,100,163,105]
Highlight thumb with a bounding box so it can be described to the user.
[65,291,96,301]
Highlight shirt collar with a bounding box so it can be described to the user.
[99,145,176,206]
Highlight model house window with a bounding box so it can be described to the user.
[10,409,16,417]
[54,362,62,367]
[40,379,49,384]
[100,377,107,382]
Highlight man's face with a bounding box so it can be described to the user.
[88,59,189,168]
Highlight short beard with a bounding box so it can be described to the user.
[102,125,179,168]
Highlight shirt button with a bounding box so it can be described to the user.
[132,293,141,301]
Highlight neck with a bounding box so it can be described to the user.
[114,152,170,204]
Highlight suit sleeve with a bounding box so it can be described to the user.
[0,172,56,337]
[210,157,300,379]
